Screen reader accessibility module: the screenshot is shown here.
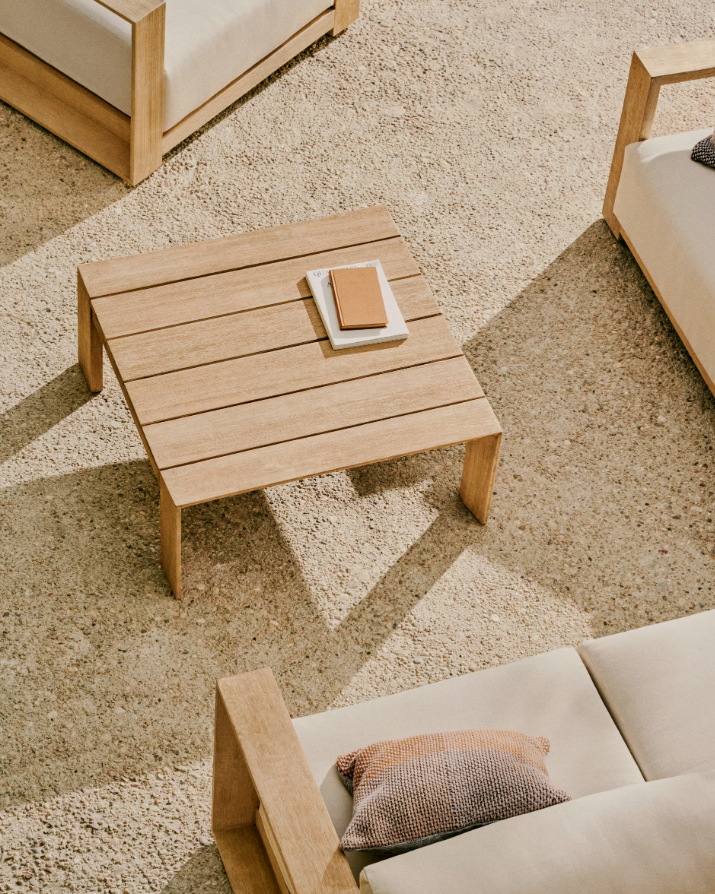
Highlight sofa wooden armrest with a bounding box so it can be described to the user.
[603,38,715,236]
[213,668,358,894]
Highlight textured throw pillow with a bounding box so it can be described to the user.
[337,729,571,853]
[692,130,715,168]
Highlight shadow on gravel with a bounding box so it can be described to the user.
[0,364,93,463]
[161,845,232,893]
[0,102,127,268]
[456,219,715,630]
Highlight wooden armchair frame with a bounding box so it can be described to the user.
[0,0,359,185]
[213,668,359,894]
[602,38,715,396]
[603,38,715,238]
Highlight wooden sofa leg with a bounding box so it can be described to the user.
[332,0,360,35]
[160,478,182,599]
[78,273,104,392]
[459,433,502,524]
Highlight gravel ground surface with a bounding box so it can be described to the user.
[2,0,715,890]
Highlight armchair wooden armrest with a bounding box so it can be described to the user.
[92,0,166,184]
[603,38,715,237]
[213,668,359,894]
[93,0,165,25]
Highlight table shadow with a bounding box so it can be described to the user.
[0,364,93,463]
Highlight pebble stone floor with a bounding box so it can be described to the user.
[1,0,715,890]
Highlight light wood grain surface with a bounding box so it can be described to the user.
[129,4,165,185]
[145,357,480,469]
[81,206,399,297]
[637,38,715,83]
[159,477,181,599]
[92,236,417,339]
[216,669,358,894]
[92,0,165,25]
[163,398,500,508]
[126,311,462,425]
[77,273,104,393]
[333,0,361,36]
[105,276,431,381]
[256,808,293,894]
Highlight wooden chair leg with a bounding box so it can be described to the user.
[332,0,360,35]
[459,433,502,524]
[160,477,182,599]
[78,273,104,392]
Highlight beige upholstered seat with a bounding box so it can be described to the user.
[293,647,643,880]
[360,772,715,894]
[579,608,715,781]
[0,0,330,130]
[613,129,715,388]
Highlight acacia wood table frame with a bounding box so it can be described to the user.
[603,38,715,396]
[78,207,502,599]
[0,0,359,185]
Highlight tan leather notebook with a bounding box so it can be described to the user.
[329,267,388,330]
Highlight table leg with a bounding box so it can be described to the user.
[78,274,104,392]
[459,433,502,524]
[160,478,182,599]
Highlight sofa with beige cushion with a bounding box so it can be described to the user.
[603,38,715,397]
[212,607,715,893]
[0,0,360,184]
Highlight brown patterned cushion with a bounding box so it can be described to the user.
[692,130,715,169]
[337,729,571,853]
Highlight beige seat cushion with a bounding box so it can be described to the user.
[360,772,715,894]
[613,129,715,388]
[293,648,643,880]
[0,0,331,131]
[578,609,715,780]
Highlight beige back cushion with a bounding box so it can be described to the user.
[361,772,715,894]
[579,608,715,780]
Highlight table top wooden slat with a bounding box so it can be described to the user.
[145,357,480,469]
[104,278,438,382]
[162,397,500,508]
[92,236,416,340]
[80,205,399,298]
[126,314,467,425]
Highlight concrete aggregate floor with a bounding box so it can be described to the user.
[1,0,715,890]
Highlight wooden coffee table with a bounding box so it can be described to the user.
[78,207,501,599]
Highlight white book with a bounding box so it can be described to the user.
[305,260,409,350]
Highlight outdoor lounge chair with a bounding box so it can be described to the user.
[0,0,360,185]
[603,38,715,397]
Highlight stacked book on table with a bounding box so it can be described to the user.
[306,260,409,350]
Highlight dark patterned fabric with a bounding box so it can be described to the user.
[337,729,571,853]
[692,132,715,168]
